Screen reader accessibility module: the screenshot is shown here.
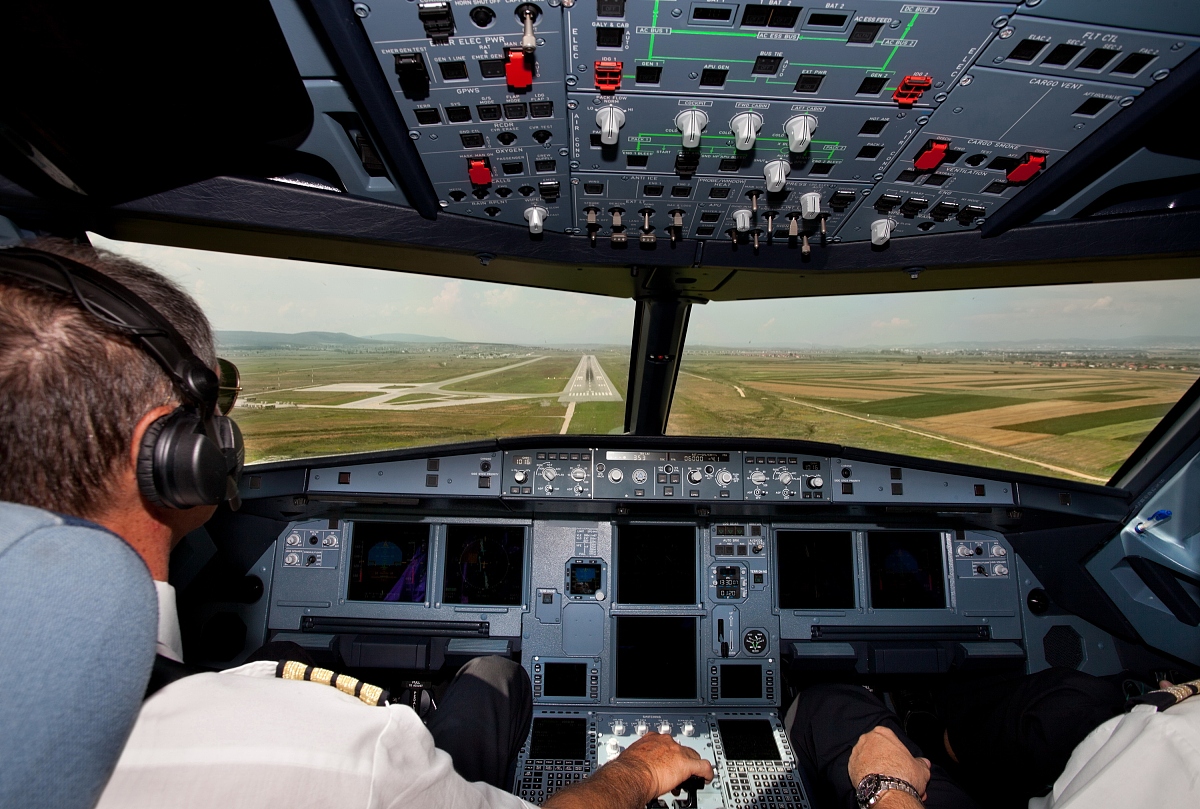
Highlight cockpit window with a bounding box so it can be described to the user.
[671,280,1200,483]
[89,235,632,463]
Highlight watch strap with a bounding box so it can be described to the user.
[857,773,921,807]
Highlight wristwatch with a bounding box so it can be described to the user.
[856,773,922,807]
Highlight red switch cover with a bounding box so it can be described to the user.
[594,60,623,93]
[893,75,933,107]
[505,50,534,91]
[1006,153,1046,183]
[914,141,949,171]
[468,158,492,186]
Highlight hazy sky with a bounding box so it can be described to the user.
[91,235,1200,348]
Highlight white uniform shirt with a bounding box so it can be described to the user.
[1030,698,1200,809]
[153,580,183,663]
[96,660,537,809]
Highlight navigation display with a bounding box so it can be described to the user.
[442,525,525,606]
[718,719,781,761]
[776,531,856,610]
[346,522,430,602]
[529,718,588,761]
[867,531,947,609]
[615,524,696,604]
[544,662,588,698]
[720,664,763,700]
[615,616,697,699]
[569,562,602,595]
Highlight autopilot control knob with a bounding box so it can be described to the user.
[808,475,824,489]
[596,106,626,146]
[800,192,823,220]
[658,720,672,735]
[778,471,793,485]
[632,468,647,484]
[733,209,753,232]
[716,469,734,486]
[636,721,649,737]
[763,160,791,193]
[513,470,528,484]
[784,114,818,153]
[524,205,549,234]
[749,470,768,486]
[571,467,587,481]
[688,469,703,484]
[608,467,624,483]
[675,108,709,149]
[682,721,696,737]
[541,467,557,481]
[729,112,764,151]
[612,720,627,736]
[870,218,895,246]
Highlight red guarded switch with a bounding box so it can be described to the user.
[914,141,949,171]
[594,60,623,93]
[893,75,933,107]
[1006,153,1047,183]
[468,158,492,186]
[505,49,534,91]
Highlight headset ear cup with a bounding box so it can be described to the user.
[137,412,172,507]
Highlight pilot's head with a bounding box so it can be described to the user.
[0,237,225,572]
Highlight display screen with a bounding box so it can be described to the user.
[529,717,588,760]
[677,452,730,462]
[442,525,525,605]
[776,531,856,610]
[718,719,781,761]
[615,525,697,604]
[569,562,603,595]
[346,522,430,602]
[867,531,947,609]
[544,662,588,697]
[615,616,697,699]
[720,664,762,700]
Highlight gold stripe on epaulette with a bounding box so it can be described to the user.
[275,660,390,706]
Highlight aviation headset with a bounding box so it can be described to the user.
[0,246,244,510]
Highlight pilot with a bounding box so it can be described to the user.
[0,238,713,809]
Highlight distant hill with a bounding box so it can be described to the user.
[216,330,452,349]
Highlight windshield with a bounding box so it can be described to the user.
[90,235,632,463]
[671,281,1200,484]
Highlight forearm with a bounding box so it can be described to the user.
[541,758,652,809]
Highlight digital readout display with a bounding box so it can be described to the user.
[605,451,668,461]
[676,452,731,462]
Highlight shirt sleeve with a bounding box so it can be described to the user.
[374,705,537,809]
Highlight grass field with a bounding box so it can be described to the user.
[843,393,1029,419]
[442,355,581,394]
[999,403,1174,435]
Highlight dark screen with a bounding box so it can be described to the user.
[615,524,697,604]
[867,531,947,609]
[529,718,588,760]
[718,719,781,760]
[776,531,856,609]
[442,525,525,605]
[569,562,602,595]
[720,664,762,699]
[544,662,588,697]
[346,522,430,602]
[615,616,697,699]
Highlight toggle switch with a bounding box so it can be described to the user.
[729,112,764,151]
[787,213,800,238]
[675,108,709,149]
[870,218,895,246]
[518,3,538,52]
[784,114,818,153]
[799,191,822,220]
[763,160,791,193]
[733,209,753,232]
[596,106,626,146]
[524,205,548,234]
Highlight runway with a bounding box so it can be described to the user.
[559,355,622,403]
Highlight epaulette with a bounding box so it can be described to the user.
[1127,679,1200,712]
[276,660,390,706]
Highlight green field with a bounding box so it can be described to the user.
[442,355,581,394]
[259,390,378,406]
[843,393,1028,419]
[999,403,1174,436]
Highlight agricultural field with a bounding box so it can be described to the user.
[667,351,1200,482]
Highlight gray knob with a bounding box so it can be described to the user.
[750,470,768,485]
[688,469,703,484]
[571,467,587,481]
[808,476,824,489]
[542,467,557,481]
[716,469,733,486]
[608,468,624,483]
[513,470,528,484]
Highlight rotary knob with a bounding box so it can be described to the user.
[571,467,587,482]
[800,191,823,220]
[957,545,973,557]
[636,721,649,737]
[784,114,818,152]
[991,545,1007,557]
[524,205,549,234]
[596,105,626,146]
[675,108,709,149]
[808,475,824,489]
[733,209,753,232]
[716,469,733,486]
[688,469,703,484]
[286,533,302,546]
[608,467,624,483]
[778,471,793,485]
[658,720,672,735]
[763,159,791,193]
[542,467,557,481]
[729,111,764,151]
[632,468,647,484]
[681,721,696,737]
[749,470,768,486]
[995,564,1009,576]
[284,552,300,566]
[606,737,622,757]
[513,470,528,484]
[612,720,627,736]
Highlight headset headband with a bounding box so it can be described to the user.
[0,247,219,414]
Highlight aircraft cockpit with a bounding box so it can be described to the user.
[2,2,1199,808]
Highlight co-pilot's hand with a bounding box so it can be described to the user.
[615,731,715,803]
[848,726,932,801]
